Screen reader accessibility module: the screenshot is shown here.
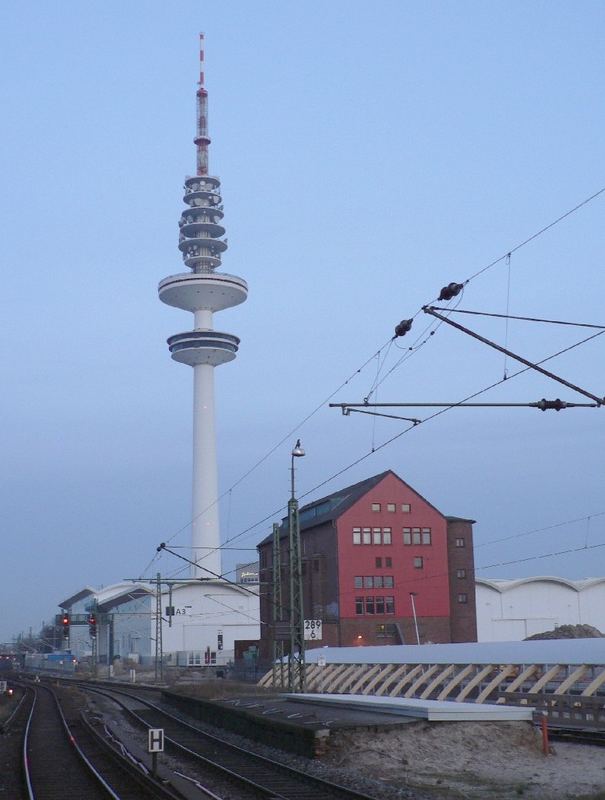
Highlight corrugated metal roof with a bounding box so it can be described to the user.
[305,639,605,666]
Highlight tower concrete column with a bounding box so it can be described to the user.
[192,363,220,577]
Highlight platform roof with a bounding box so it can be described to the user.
[305,639,605,666]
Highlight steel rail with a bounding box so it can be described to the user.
[79,683,382,800]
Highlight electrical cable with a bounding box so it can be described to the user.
[151,337,392,556]
[464,185,605,284]
[430,307,605,330]
[139,187,605,575]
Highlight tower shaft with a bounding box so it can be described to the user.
[192,363,220,577]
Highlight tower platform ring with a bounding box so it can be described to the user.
[184,174,221,189]
[178,236,228,254]
[180,221,226,238]
[167,329,239,367]
[159,272,248,312]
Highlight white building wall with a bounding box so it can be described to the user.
[160,580,260,666]
[475,577,605,641]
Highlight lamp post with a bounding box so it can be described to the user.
[288,439,305,692]
[409,592,420,645]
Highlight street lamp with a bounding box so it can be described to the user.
[288,439,305,692]
[290,439,305,498]
[409,592,420,645]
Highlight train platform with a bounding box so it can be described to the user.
[161,689,534,758]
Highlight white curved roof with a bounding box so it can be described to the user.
[476,576,605,592]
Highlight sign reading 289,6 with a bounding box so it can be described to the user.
[304,619,323,640]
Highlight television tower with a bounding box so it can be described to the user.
[158,35,247,578]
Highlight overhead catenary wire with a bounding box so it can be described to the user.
[216,327,605,555]
[151,326,605,573]
[423,305,604,405]
[155,501,605,602]
[145,336,392,555]
[430,307,605,330]
[142,185,605,575]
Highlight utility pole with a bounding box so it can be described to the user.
[272,523,285,689]
[155,572,163,683]
[288,440,306,693]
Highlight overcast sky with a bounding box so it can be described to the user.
[1,1,604,643]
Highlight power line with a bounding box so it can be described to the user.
[432,307,605,330]
[141,337,391,565]
[424,305,604,405]
[476,510,605,549]
[464,185,605,283]
[152,327,605,570]
[142,186,605,572]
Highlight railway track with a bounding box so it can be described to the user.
[79,683,383,800]
[547,727,605,747]
[18,681,186,800]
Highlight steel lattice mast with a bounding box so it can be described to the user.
[158,35,248,578]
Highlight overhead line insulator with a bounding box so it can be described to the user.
[438,282,464,301]
[394,318,413,338]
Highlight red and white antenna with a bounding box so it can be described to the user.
[194,32,210,176]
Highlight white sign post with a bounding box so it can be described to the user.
[304,619,323,641]
[0,681,7,694]
[148,728,164,777]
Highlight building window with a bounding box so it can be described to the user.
[354,576,363,588]
[422,528,432,545]
[456,568,467,579]
[375,557,382,568]
[383,528,392,545]
[355,597,364,615]
[374,576,383,589]
[412,528,422,545]
[402,503,411,513]
[414,556,424,569]
[455,537,465,548]
[376,623,397,637]
[384,575,394,588]
[385,596,395,614]
[365,596,375,614]
[385,557,392,568]
[387,503,396,512]
[363,576,373,588]
[373,528,382,544]
[362,527,372,544]
[371,503,381,512]
[403,528,411,545]
[353,527,361,544]
[375,596,385,614]
[457,593,468,603]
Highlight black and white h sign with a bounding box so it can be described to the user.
[148,728,164,753]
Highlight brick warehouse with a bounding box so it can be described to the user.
[257,470,477,662]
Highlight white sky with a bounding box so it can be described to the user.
[1,1,604,642]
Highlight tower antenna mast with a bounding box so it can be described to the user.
[195,33,210,176]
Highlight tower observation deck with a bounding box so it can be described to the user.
[159,34,247,578]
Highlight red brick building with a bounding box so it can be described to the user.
[257,470,476,661]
